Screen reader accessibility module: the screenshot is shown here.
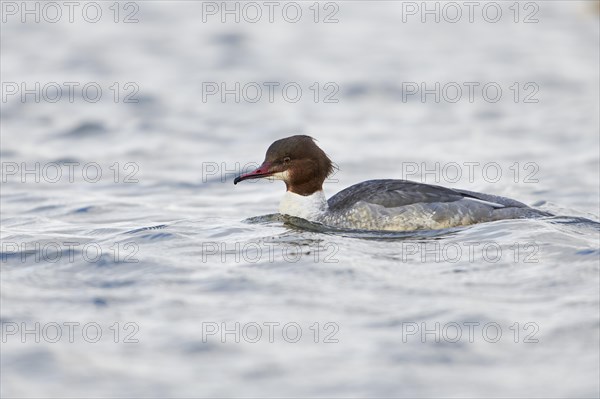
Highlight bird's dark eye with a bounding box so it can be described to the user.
[283,156,291,163]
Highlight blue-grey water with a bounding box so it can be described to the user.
[1,1,599,397]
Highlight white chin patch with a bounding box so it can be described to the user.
[267,171,290,182]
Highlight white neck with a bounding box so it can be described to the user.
[279,190,328,221]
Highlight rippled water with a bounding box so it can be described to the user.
[1,1,599,397]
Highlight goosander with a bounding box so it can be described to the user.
[233,135,549,231]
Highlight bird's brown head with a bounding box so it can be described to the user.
[233,135,334,196]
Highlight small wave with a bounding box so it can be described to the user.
[575,249,600,256]
[73,206,95,214]
[137,232,174,241]
[60,121,107,138]
[548,216,600,230]
[124,224,168,234]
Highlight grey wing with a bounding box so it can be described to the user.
[328,179,528,210]
[328,179,464,210]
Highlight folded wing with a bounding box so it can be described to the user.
[327,179,529,211]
